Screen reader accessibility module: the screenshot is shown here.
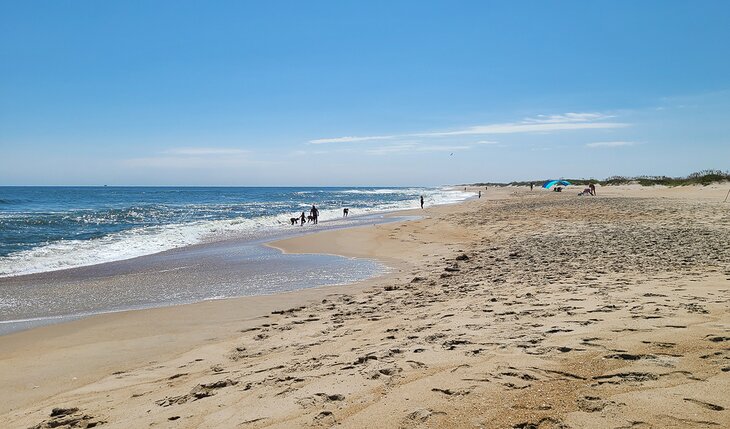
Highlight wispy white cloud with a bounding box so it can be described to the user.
[366,144,417,155]
[309,135,395,145]
[474,140,499,145]
[123,156,256,169]
[366,143,472,155]
[310,112,628,144]
[418,120,626,137]
[123,147,255,169]
[524,112,612,123]
[417,145,471,152]
[585,141,638,148]
[162,147,249,156]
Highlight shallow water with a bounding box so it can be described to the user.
[0,237,383,335]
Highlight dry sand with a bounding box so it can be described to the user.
[1,184,729,429]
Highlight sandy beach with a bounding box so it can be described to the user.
[1,184,729,429]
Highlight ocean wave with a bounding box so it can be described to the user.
[0,198,29,205]
[0,214,281,277]
[0,188,475,277]
[339,188,420,195]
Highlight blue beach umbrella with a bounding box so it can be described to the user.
[542,180,571,189]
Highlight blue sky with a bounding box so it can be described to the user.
[1,1,729,186]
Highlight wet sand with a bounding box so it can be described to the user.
[1,184,729,428]
[0,213,417,335]
[0,241,381,335]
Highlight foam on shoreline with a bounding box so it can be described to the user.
[0,187,474,278]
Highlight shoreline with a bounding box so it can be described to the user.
[0,186,474,279]
[0,209,436,335]
[0,262,403,415]
[2,184,728,428]
[0,192,482,414]
[0,206,418,281]
[0,184,476,335]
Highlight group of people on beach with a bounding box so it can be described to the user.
[289,204,351,226]
[579,183,597,196]
[290,195,427,226]
[290,205,320,226]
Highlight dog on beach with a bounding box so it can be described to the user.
[290,217,299,225]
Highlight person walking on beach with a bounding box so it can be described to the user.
[343,208,349,217]
[478,191,481,198]
[310,204,319,224]
[589,183,596,196]
[420,195,424,209]
[530,182,534,191]
[300,211,306,226]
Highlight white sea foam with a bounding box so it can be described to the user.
[0,187,474,278]
[340,188,415,195]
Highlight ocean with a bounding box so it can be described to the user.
[0,186,473,278]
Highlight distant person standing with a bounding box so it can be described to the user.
[478,191,481,198]
[299,211,306,226]
[310,205,319,224]
[589,183,596,196]
[420,195,424,209]
[343,208,349,217]
[530,183,534,191]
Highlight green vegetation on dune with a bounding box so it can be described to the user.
[469,170,730,187]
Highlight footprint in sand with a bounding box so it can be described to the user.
[512,416,568,429]
[296,393,345,408]
[683,398,724,411]
[313,410,335,424]
[431,387,471,396]
[155,378,238,406]
[403,408,446,425]
[592,372,658,385]
[30,407,106,429]
[577,395,620,412]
